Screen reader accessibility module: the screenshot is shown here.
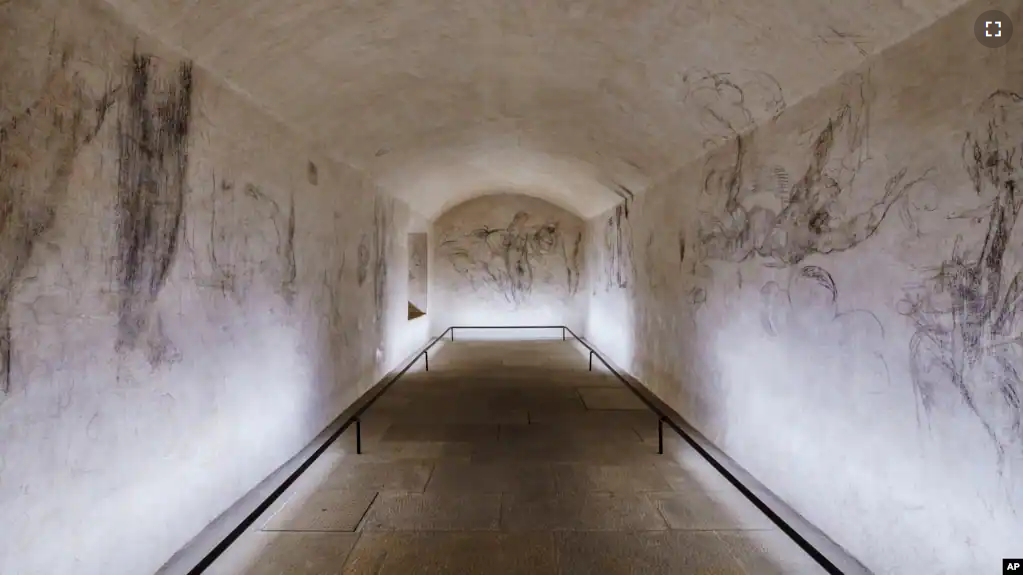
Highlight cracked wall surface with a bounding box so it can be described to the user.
[583,1,1022,572]
[0,0,425,572]
[432,194,586,332]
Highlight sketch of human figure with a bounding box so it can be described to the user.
[1,45,115,398]
[899,90,1022,463]
[697,74,925,269]
[680,68,786,148]
[440,211,573,306]
[603,204,633,290]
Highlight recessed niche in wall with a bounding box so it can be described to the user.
[408,232,427,320]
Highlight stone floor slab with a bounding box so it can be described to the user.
[647,490,778,530]
[553,530,745,574]
[361,492,502,531]
[717,529,829,575]
[204,531,359,575]
[552,464,673,493]
[320,461,434,493]
[342,532,558,574]
[501,491,668,531]
[578,387,649,410]
[262,489,377,532]
[425,461,557,494]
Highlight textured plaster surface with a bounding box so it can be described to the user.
[98,0,971,219]
[583,1,1023,573]
[0,0,424,572]
[432,194,586,332]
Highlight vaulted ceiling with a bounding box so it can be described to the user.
[103,0,969,219]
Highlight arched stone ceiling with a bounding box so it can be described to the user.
[102,0,969,219]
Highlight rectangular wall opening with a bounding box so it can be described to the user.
[408,232,427,320]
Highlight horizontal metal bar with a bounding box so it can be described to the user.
[447,325,567,329]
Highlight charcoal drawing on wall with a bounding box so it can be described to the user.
[439,211,581,307]
[602,203,634,290]
[696,74,928,272]
[357,235,370,286]
[681,67,786,149]
[898,90,1023,473]
[760,265,889,386]
[114,52,193,367]
[567,232,583,296]
[0,42,115,398]
[372,197,392,324]
[201,177,297,305]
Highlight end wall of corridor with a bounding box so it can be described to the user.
[430,193,588,335]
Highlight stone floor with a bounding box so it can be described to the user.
[204,339,827,574]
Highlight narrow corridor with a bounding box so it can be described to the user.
[205,339,826,574]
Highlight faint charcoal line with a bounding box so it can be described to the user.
[565,231,583,295]
[603,204,633,290]
[0,319,9,398]
[307,160,318,186]
[372,198,391,324]
[760,266,890,386]
[282,192,296,305]
[114,53,192,366]
[207,174,235,299]
[818,26,871,57]
[323,252,349,347]
[357,235,370,286]
[245,183,295,303]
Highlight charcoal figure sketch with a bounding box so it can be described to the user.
[680,68,786,149]
[898,90,1022,464]
[372,198,392,324]
[439,212,578,306]
[114,52,193,367]
[696,74,927,269]
[203,178,296,305]
[603,203,634,290]
[0,42,115,398]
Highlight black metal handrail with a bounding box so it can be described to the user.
[189,324,841,575]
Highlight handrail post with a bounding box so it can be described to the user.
[424,350,429,372]
[356,418,362,455]
[658,418,664,455]
[561,327,565,341]
[451,328,454,341]
[588,350,593,371]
